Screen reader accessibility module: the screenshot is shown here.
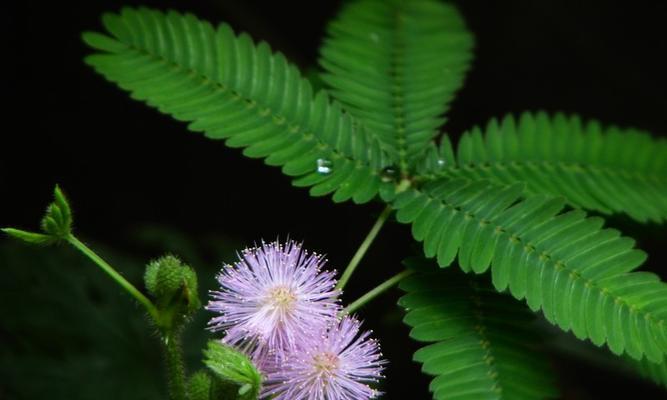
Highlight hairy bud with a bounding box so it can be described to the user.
[144,255,201,331]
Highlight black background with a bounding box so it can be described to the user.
[3,0,667,399]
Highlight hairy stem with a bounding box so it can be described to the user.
[66,234,159,321]
[163,331,188,400]
[336,206,393,291]
[343,269,414,315]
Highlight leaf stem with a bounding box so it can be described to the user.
[343,269,414,315]
[336,205,393,291]
[66,234,159,321]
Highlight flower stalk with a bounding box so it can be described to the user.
[343,269,415,315]
[336,206,393,291]
[67,234,160,321]
[163,331,188,400]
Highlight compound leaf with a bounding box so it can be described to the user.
[320,0,473,173]
[394,179,667,362]
[399,265,558,400]
[418,112,667,223]
[84,8,392,204]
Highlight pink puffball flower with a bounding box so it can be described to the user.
[206,240,341,362]
[263,316,386,400]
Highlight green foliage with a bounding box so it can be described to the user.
[3,185,72,244]
[320,0,473,172]
[83,8,393,204]
[418,112,667,222]
[399,264,558,399]
[394,178,667,362]
[203,341,262,400]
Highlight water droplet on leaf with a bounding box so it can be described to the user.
[380,166,398,182]
[316,158,333,175]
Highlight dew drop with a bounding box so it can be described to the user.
[316,158,333,175]
[436,158,446,168]
[380,166,398,182]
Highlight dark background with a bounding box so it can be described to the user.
[3,0,667,399]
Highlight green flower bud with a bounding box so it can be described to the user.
[40,185,72,239]
[144,255,201,331]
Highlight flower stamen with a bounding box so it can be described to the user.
[266,286,297,310]
[312,351,340,376]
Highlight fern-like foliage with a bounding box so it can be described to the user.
[417,112,667,223]
[394,179,667,362]
[399,265,558,399]
[83,8,392,204]
[320,0,473,174]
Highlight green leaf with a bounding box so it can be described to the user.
[393,178,667,362]
[203,341,261,400]
[320,0,473,173]
[418,112,667,223]
[83,8,392,204]
[399,265,558,400]
[1,228,53,245]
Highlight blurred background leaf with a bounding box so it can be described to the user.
[0,241,163,399]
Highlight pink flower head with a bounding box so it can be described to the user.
[264,316,386,400]
[207,240,340,361]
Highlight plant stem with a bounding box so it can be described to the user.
[163,331,188,400]
[342,269,414,315]
[67,234,159,321]
[336,205,393,291]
